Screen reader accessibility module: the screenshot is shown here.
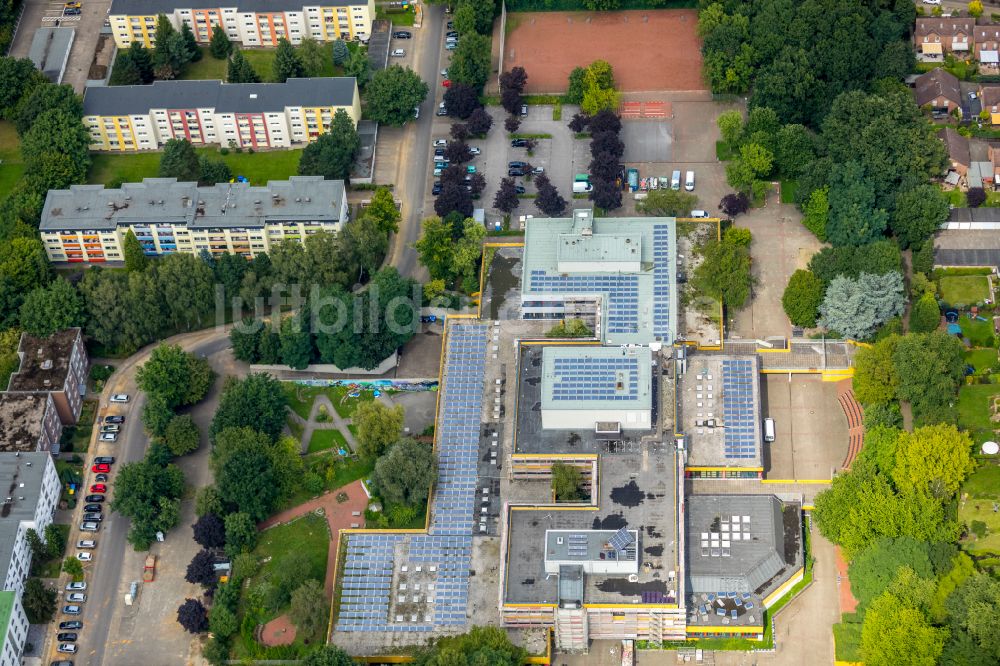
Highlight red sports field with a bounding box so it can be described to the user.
[501,10,705,93]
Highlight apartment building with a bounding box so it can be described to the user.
[108,0,374,49]
[82,77,359,152]
[39,176,348,262]
[0,394,62,454]
[8,328,88,426]
[0,453,60,666]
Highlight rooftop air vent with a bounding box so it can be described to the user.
[41,360,52,370]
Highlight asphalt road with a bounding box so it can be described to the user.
[56,329,232,666]
[386,2,444,280]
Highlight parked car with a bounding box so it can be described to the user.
[433,139,447,147]
[433,167,443,176]
[435,108,448,116]
[508,161,527,168]
[469,147,481,155]
[94,456,115,465]
[420,315,437,323]
[511,138,528,148]
[520,104,529,116]
[59,621,83,630]
[57,644,78,654]
[393,30,411,38]
[65,593,86,603]
[51,660,75,666]
[57,633,78,642]
[110,394,129,403]
[83,512,103,522]
[508,168,525,177]
[442,79,451,88]
[434,161,448,169]
[91,464,109,473]
[434,147,445,157]
[84,504,103,513]
[515,185,526,194]
[62,605,82,615]
[80,522,99,533]
[446,31,458,38]
[77,552,92,562]
[532,166,544,174]
[390,49,405,57]
[100,424,120,433]
[76,540,96,549]
[65,582,86,591]
[440,68,448,77]
[95,473,108,483]
[103,415,125,424]
[445,43,457,50]
[85,494,104,503]
[99,433,117,443]
[432,182,442,195]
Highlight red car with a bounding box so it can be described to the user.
[91,463,110,473]
[442,79,451,87]
[90,484,107,493]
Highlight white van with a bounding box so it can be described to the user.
[684,170,695,191]
[690,210,709,218]
[670,170,681,190]
[572,181,593,193]
[763,418,775,443]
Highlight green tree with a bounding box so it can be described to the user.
[123,229,148,272]
[208,603,238,639]
[909,292,941,334]
[551,462,582,501]
[214,433,282,521]
[825,161,888,247]
[296,38,326,77]
[227,48,260,83]
[412,626,526,666]
[44,522,66,559]
[848,537,935,609]
[136,343,214,409]
[303,645,355,666]
[273,38,305,82]
[781,269,823,328]
[354,401,405,460]
[945,573,1000,659]
[21,578,56,624]
[180,23,201,61]
[717,109,743,148]
[365,66,429,125]
[109,42,154,85]
[19,277,84,336]
[210,373,287,442]
[364,186,401,234]
[371,438,437,507]
[209,25,232,59]
[24,528,45,560]
[198,156,232,185]
[892,332,964,427]
[801,186,829,241]
[861,576,947,666]
[62,556,84,581]
[546,318,593,338]
[332,39,349,65]
[565,66,586,105]
[278,312,312,370]
[818,272,905,341]
[163,414,201,456]
[297,108,360,181]
[891,184,949,249]
[692,227,754,309]
[635,189,697,217]
[155,252,215,331]
[195,486,223,517]
[111,459,185,550]
[449,33,492,90]
[969,0,984,18]
[892,424,974,498]
[0,57,49,118]
[453,1,476,35]
[852,335,899,406]
[152,14,192,79]
[20,109,91,183]
[159,138,200,181]
[289,579,327,637]
[14,84,82,136]
[223,511,257,558]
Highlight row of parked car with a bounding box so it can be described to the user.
[53,404,125,660]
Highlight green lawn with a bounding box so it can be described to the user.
[966,348,999,374]
[286,415,304,443]
[779,179,798,204]
[958,315,997,347]
[959,498,1000,552]
[307,429,347,454]
[179,45,343,83]
[957,383,1000,434]
[963,464,1000,499]
[715,140,734,161]
[71,400,98,452]
[943,187,967,207]
[88,146,302,186]
[0,121,25,200]
[939,275,992,306]
[281,382,377,421]
[376,8,415,25]
[833,614,863,662]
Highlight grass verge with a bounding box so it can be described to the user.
[939,275,992,306]
[88,147,302,186]
[0,121,24,200]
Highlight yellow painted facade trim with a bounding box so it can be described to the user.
[760,479,831,484]
[583,602,678,609]
[686,626,764,635]
[762,567,804,607]
[685,466,765,472]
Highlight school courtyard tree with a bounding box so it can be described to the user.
[366,66,429,126]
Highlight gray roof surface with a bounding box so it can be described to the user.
[27,27,74,83]
[82,77,356,116]
[540,346,652,413]
[947,207,1000,224]
[0,453,53,582]
[684,495,801,598]
[0,394,50,452]
[40,177,346,231]
[934,229,1000,267]
[544,528,639,565]
[111,0,359,12]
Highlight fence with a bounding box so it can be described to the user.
[504,0,695,10]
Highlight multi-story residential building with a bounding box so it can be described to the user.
[8,328,88,426]
[39,176,348,262]
[82,77,359,151]
[109,0,374,49]
[976,25,1000,72]
[0,453,60,666]
[914,17,975,58]
[0,394,62,453]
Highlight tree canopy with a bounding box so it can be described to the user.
[371,438,437,508]
[366,66,428,126]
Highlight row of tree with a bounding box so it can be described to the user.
[109,15,201,85]
[574,106,626,211]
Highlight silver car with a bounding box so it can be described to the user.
[80,521,100,532]
[65,592,86,603]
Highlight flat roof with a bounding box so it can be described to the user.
[8,329,80,393]
[504,453,680,605]
[522,209,677,345]
[40,177,346,232]
[684,495,802,599]
[678,353,763,468]
[82,77,356,117]
[934,229,1000,268]
[110,0,362,13]
[544,528,639,566]
[0,453,54,578]
[27,27,74,83]
[0,394,51,452]
[540,346,652,413]
[556,231,642,266]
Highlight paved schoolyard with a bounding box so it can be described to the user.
[761,374,848,480]
[501,10,705,93]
